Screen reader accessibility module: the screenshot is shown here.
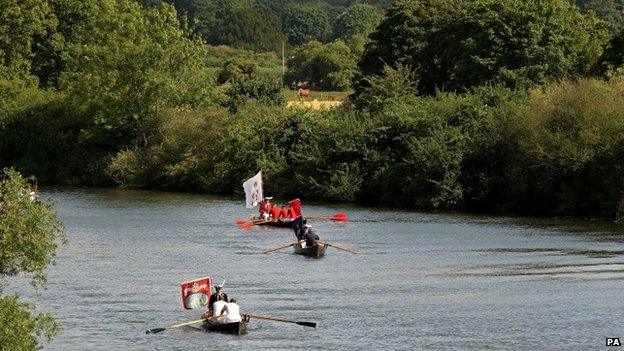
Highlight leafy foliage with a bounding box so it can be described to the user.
[0,169,65,350]
[285,40,357,91]
[0,0,57,84]
[574,0,624,32]
[332,3,382,39]
[207,6,285,52]
[358,0,610,95]
[282,3,332,45]
[224,73,285,111]
[60,0,216,148]
[597,29,624,75]
[0,294,59,351]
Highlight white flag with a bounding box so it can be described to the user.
[242,171,263,208]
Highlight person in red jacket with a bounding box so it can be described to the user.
[259,197,273,219]
[280,206,291,220]
[270,205,281,220]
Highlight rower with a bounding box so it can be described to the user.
[207,283,229,314]
[258,197,273,220]
[302,225,319,247]
[211,299,227,322]
[221,297,242,323]
[270,204,281,220]
[280,205,291,220]
[294,219,307,240]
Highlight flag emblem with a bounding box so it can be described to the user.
[180,277,212,310]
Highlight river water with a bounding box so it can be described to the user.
[27,188,624,350]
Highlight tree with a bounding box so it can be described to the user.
[283,3,332,45]
[358,0,610,96]
[0,169,65,350]
[208,7,285,52]
[0,0,57,85]
[573,0,624,32]
[60,0,215,149]
[333,3,382,40]
[597,28,624,75]
[285,40,357,91]
[225,73,284,111]
[217,58,258,85]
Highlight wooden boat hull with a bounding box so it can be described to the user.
[293,241,327,258]
[252,219,294,228]
[190,320,248,335]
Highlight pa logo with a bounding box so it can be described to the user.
[607,338,622,347]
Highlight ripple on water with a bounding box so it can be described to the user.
[18,187,623,350]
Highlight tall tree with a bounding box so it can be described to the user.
[286,40,357,90]
[0,0,57,85]
[333,3,382,39]
[358,0,610,96]
[61,0,215,148]
[207,7,285,52]
[283,3,332,45]
[573,0,624,32]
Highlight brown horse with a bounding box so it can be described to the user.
[298,88,310,99]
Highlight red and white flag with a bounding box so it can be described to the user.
[180,277,212,310]
[242,171,263,208]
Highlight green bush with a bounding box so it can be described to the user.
[492,79,624,217]
[225,74,285,111]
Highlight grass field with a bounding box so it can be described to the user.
[283,89,351,102]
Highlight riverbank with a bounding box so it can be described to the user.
[2,78,624,221]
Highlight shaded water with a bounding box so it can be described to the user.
[27,188,624,350]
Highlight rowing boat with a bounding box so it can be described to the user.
[293,241,327,258]
[252,218,295,228]
[188,318,248,335]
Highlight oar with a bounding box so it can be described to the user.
[262,242,295,254]
[146,318,206,334]
[317,240,358,255]
[243,313,316,328]
[237,219,271,228]
[306,213,348,222]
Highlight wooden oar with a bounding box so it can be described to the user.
[262,242,295,254]
[317,240,358,255]
[146,318,206,334]
[306,213,348,222]
[243,313,316,328]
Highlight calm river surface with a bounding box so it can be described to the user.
[28,188,624,350]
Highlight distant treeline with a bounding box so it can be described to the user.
[2,0,624,221]
[134,0,624,52]
[137,0,388,51]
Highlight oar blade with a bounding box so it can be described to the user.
[295,321,317,328]
[240,221,255,228]
[146,327,166,334]
[331,213,348,221]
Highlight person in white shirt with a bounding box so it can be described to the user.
[201,299,227,321]
[212,300,227,320]
[221,297,241,323]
